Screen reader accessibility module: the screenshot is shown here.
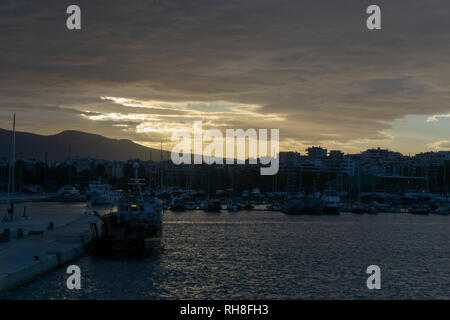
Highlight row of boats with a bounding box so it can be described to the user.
[169,198,256,212]
[282,190,450,215]
[48,182,450,217]
[51,179,121,204]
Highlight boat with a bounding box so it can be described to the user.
[90,163,163,258]
[432,206,449,215]
[205,199,221,212]
[409,205,430,215]
[86,178,120,205]
[199,200,208,210]
[303,193,321,215]
[321,189,341,215]
[241,201,254,211]
[226,202,239,212]
[351,203,367,214]
[170,198,186,211]
[367,206,378,214]
[266,203,281,211]
[55,185,85,202]
[282,194,305,215]
[185,201,198,210]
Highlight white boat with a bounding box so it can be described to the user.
[86,178,121,205]
[321,189,341,215]
[58,185,80,196]
[56,185,85,202]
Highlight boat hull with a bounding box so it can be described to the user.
[321,206,340,215]
[91,237,162,258]
[410,210,429,215]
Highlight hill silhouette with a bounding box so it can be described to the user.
[0,129,169,162]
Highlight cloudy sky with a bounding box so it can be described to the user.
[1,0,450,155]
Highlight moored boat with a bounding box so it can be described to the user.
[205,199,221,212]
[90,163,163,258]
[351,203,367,214]
[282,194,305,215]
[267,203,281,211]
[303,194,321,215]
[86,178,120,205]
[409,205,430,215]
[185,201,198,210]
[55,185,85,202]
[170,198,186,211]
[226,202,239,212]
[321,189,341,215]
[432,206,449,215]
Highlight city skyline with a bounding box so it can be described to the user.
[0,125,449,161]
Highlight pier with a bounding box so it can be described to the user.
[0,213,100,294]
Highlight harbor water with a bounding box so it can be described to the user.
[3,202,450,299]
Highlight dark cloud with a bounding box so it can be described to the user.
[1,0,450,152]
[363,76,426,95]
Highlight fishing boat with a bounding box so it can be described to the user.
[91,163,163,258]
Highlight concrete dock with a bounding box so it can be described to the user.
[0,214,101,294]
[0,193,54,204]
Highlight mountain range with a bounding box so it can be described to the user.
[0,129,170,162]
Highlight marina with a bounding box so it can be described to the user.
[1,1,450,302]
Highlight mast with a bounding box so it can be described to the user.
[444,159,448,201]
[160,141,163,194]
[68,144,72,186]
[6,113,16,220]
[357,158,361,202]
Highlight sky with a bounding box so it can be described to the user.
[1,0,450,155]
